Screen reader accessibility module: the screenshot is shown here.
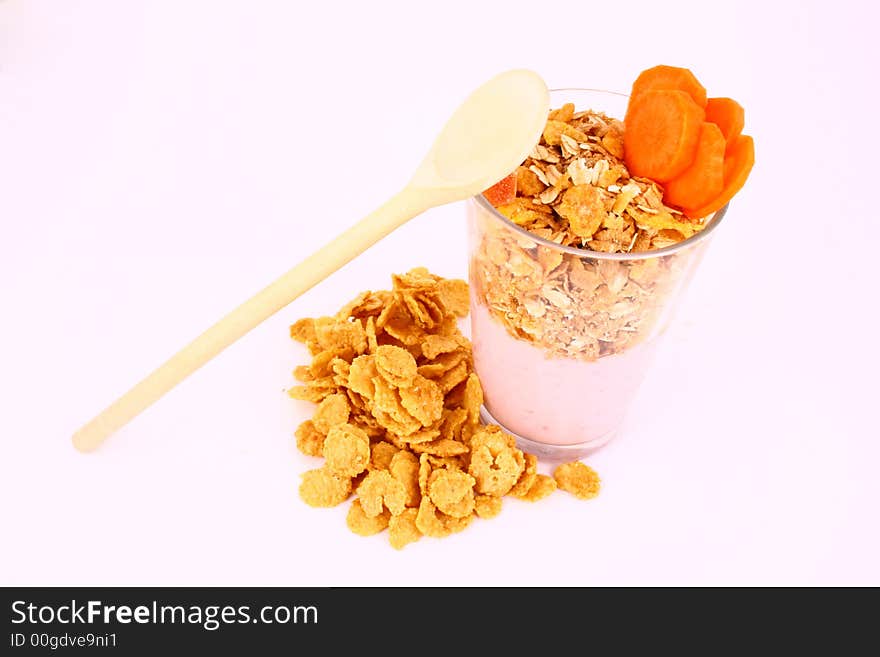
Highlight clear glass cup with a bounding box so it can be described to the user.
[467,89,727,459]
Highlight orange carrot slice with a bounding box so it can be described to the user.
[483,172,517,207]
[664,122,725,211]
[705,97,744,151]
[624,89,705,182]
[630,65,708,108]
[684,135,755,218]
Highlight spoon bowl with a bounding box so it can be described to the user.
[412,69,550,201]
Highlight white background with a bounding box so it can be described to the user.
[1,0,877,586]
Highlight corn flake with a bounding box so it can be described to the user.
[307,349,338,379]
[548,102,575,122]
[314,316,367,355]
[397,375,444,426]
[375,344,418,388]
[474,494,503,519]
[287,380,336,403]
[370,441,399,470]
[435,360,469,395]
[347,354,378,398]
[557,185,607,239]
[517,165,547,197]
[415,497,473,538]
[293,365,313,383]
[388,508,422,550]
[553,462,601,500]
[439,408,468,442]
[467,426,525,497]
[411,438,469,457]
[294,420,324,457]
[365,316,379,353]
[389,450,421,508]
[427,468,476,518]
[323,423,370,477]
[421,334,462,360]
[395,427,441,445]
[346,499,390,536]
[508,453,538,498]
[357,470,407,517]
[299,467,352,508]
[462,373,483,425]
[436,278,470,317]
[336,290,391,321]
[311,393,350,435]
[522,474,558,502]
[289,318,317,347]
[372,377,422,436]
[543,119,589,146]
[417,349,466,379]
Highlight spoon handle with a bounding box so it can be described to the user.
[72,187,427,452]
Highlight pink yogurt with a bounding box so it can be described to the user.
[470,300,659,451]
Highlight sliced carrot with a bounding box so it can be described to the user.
[663,122,725,211]
[705,97,744,151]
[684,135,755,218]
[483,172,517,207]
[624,89,705,182]
[629,65,708,108]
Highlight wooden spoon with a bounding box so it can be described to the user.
[73,69,549,452]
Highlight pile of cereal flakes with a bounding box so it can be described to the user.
[289,268,600,549]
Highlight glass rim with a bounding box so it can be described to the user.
[471,87,728,261]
